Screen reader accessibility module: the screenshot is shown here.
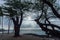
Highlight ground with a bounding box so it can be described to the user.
[0,33,60,40]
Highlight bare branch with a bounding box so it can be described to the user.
[42,0,60,19]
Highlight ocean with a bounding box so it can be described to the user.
[0,18,60,35]
[0,29,46,35]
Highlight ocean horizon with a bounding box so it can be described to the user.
[0,28,46,35]
[0,18,60,35]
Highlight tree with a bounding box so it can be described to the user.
[34,0,60,37]
[0,7,4,34]
[42,0,60,18]
[8,17,10,34]
[3,0,30,37]
[21,0,60,37]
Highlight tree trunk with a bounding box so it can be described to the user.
[2,16,3,34]
[14,25,20,37]
[11,18,20,37]
[8,18,10,34]
[11,12,23,37]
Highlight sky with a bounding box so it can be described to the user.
[0,0,60,30]
[0,0,5,6]
[0,0,40,30]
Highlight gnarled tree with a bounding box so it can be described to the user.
[3,0,30,37]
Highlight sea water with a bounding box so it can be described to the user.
[0,18,60,35]
[0,29,46,35]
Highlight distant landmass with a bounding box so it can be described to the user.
[0,29,6,31]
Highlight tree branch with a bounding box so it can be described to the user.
[42,0,60,19]
[11,17,16,25]
[16,16,19,24]
[19,13,23,26]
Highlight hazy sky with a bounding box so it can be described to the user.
[0,0,60,5]
[0,0,5,6]
[0,0,60,30]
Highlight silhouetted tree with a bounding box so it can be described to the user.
[0,7,4,34]
[3,0,30,37]
[8,18,10,34]
[34,0,60,38]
